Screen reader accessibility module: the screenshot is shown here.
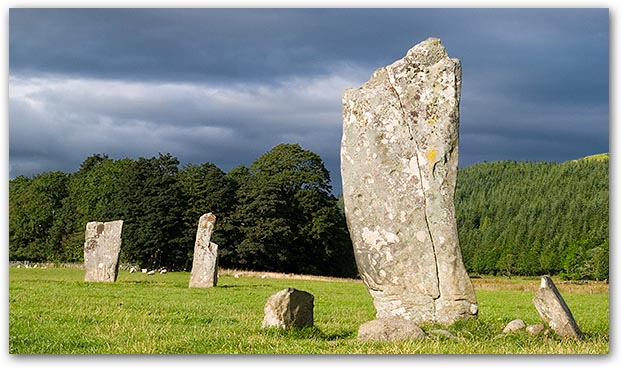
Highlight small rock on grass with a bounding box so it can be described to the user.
[503,319,526,333]
[526,323,545,335]
[358,318,426,342]
[262,288,314,329]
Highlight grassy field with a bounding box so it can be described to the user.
[8,267,609,354]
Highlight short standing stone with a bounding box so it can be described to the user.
[341,37,477,325]
[189,213,219,288]
[502,319,526,333]
[357,318,426,342]
[533,276,583,339]
[262,288,314,329]
[84,220,123,282]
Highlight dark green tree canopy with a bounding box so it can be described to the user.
[9,172,69,261]
[118,153,185,270]
[456,158,608,279]
[8,146,356,277]
[250,143,332,194]
[224,144,356,277]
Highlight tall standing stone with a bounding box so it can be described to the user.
[341,37,477,325]
[189,213,219,288]
[84,220,123,282]
[533,276,583,339]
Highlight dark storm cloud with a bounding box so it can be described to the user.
[11,8,607,83]
[8,69,363,186]
[8,8,609,192]
[10,8,370,82]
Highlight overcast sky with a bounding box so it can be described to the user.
[8,8,609,193]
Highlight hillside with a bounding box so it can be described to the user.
[571,153,609,162]
[455,157,608,279]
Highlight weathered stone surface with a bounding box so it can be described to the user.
[357,318,426,342]
[502,319,526,333]
[525,323,545,336]
[341,37,477,325]
[262,288,314,329]
[189,213,219,288]
[533,276,583,339]
[84,220,123,282]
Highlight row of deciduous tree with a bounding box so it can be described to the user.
[9,144,358,277]
[9,147,608,280]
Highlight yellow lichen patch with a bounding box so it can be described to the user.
[426,149,437,163]
[428,119,436,125]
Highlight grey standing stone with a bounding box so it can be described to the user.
[358,318,426,342]
[189,213,219,288]
[84,220,123,282]
[262,288,314,329]
[533,276,583,339]
[341,37,477,325]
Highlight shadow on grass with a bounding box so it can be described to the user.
[118,280,162,285]
[260,326,355,341]
[217,284,272,289]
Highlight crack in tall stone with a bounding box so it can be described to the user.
[386,67,441,303]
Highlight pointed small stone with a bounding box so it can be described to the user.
[533,276,583,339]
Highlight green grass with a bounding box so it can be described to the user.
[9,268,609,354]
